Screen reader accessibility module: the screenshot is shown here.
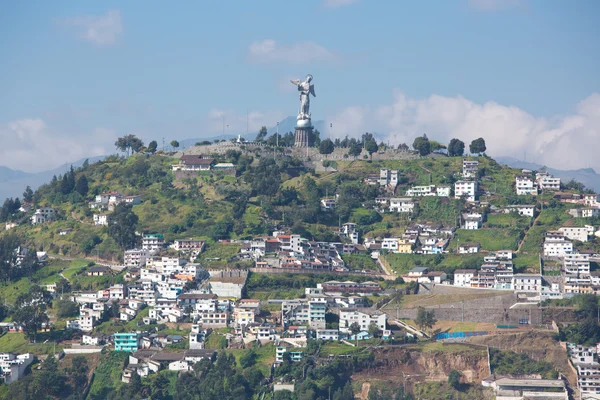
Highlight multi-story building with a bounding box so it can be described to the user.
[281,299,327,329]
[114,332,141,352]
[453,270,476,287]
[536,172,561,191]
[559,226,589,243]
[339,309,387,333]
[31,207,56,225]
[93,213,109,226]
[405,185,450,197]
[515,175,537,195]
[564,253,591,276]
[339,223,359,244]
[142,234,165,254]
[454,180,478,202]
[172,239,206,252]
[124,248,150,267]
[379,169,399,187]
[462,159,479,178]
[389,197,415,213]
[0,353,34,384]
[543,233,573,257]
[320,281,381,296]
[512,274,542,293]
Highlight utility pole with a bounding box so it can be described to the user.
[162,137,165,152]
[276,122,279,148]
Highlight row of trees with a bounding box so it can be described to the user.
[114,135,182,155]
[412,135,487,157]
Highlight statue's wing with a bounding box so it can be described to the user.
[309,84,316,97]
[290,79,301,86]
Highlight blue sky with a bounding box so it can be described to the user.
[1,0,599,172]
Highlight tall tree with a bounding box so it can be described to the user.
[348,140,362,158]
[415,306,437,332]
[170,140,180,150]
[22,186,34,203]
[469,137,487,155]
[147,140,158,154]
[448,138,465,157]
[107,204,139,249]
[13,285,52,342]
[256,126,268,142]
[412,135,431,156]
[319,139,335,157]
[115,134,145,156]
[75,175,89,197]
[365,140,379,159]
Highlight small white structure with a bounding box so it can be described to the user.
[458,243,480,254]
[512,274,542,293]
[93,214,109,226]
[0,353,34,384]
[389,197,415,213]
[462,159,479,178]
[503,205,535,217]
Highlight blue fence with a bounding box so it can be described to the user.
[434,331,488,340]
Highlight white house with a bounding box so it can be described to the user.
[454,181,478,202]
[339,309,387,333]
[462,216,481,230]
[124,249,150,267]
[93,214,109,226]
[504,205,536,217]
[31,207,56,225]
[512,274,542,293]
[320,198,337,212]
[453,270,476,287]
[515,175,537,195]
[543,235,573,258]
[569,208,600,218]
[0,353,34,384]
[379,169,399,187]
[458,243,481,254]
[389,197,415,213]
[316,329,339,341]
[536,172,561,191]
[559,227,589,243]
[142,234,165,254]
[583,194,600,207]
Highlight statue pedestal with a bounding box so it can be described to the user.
[294,126,312,147]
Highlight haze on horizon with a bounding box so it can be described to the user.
[1,0,599,173]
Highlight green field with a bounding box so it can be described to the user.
[384,253,483,275]
[0,332,63,354]
[87,351,129,400]
[450,228,522,251]
[195,243,241,267]
[486,213,531,228]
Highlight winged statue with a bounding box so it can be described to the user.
[290,74,315,120]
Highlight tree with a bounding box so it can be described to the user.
[13,285,52,342]
[256,126,268,142]
[349,321,361,345]
[170,140,180,151]
[348,140,362,158]
[429,140,446,153]
[448,370,462,389]
[365,140,379,159]
[147,140,158,154]
[469,137,487,155]
[22,186,34,203]
[368,322,380,338]
[55,298,79,318]
[448,138,465,157]
[115,134,145,156]
[412,135,431,156]
[239,348,257,368]
[107,203,139,249]
[319,139,335,157]
[415,306,437,332]
[75,175,89,197]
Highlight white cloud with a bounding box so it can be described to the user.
[248,39,339,64]
[63,9,122,46]
[326,92,600,171]
[468,0,527,12]
[323,0,360,8]
[0,119,116,172]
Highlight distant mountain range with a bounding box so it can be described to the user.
[0,156,105,203]
[495,156,600,192]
